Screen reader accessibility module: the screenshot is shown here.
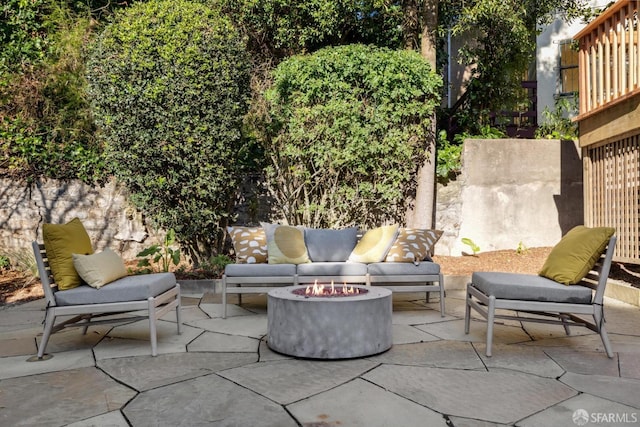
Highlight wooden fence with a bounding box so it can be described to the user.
[576,0,640,116]
[576,0,640,263]
[583,135,640,262]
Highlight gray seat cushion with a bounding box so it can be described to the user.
[471,272,593,304]
[367,262,440,276]
[55,272,177,306]
[297,262,367,277]
[304,227,359,262]
[225,263,297,277]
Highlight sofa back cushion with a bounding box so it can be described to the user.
[304,227,358,262]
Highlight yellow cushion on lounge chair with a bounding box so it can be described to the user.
[43,218,94,290]
[539,225,615,285]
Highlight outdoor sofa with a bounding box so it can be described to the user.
[222,223,444,318]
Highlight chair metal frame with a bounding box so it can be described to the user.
[31,242,182,360]
[464,236,616,358]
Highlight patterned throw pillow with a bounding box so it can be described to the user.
[261,222,311,264]
[227,226,268,264]
[348,224,399,263]
[385,228,443,264]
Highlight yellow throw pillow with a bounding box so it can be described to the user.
[539,225,615,285]
[348,224,399,263]
[385,228,443,264]
[72,248,128,288]
[43,218,94,290]
[227,226,268,264]
[261,222,310,264]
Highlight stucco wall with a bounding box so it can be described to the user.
[435,138,583,256]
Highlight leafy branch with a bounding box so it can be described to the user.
[136,229,181,273]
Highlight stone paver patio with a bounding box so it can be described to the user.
[1,287,639,426]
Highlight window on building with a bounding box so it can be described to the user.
[559,41,579,95]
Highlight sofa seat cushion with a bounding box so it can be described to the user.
[297,262,367,277]
[55,272,176,306]
[471,272,593,304]
[367,262,440,276]
[225,263,297,277]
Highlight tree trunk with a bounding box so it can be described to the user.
[402,0,420,50]
[406,0,438,229]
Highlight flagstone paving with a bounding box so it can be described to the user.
[0,289,639,426]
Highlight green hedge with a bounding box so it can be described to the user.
[258,44,442,228]
[86,0,251,263]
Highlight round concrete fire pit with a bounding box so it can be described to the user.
[267,285,393,359]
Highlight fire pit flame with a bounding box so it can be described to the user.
[297,280,367,297]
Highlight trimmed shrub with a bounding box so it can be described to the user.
[257,44,442,228]
[86,0,251,263]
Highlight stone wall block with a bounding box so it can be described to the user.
[0,178,158,262]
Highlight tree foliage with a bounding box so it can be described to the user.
[86,0,251,263]
[440,0,592,131]
[257,44,442,228]
[0,1,104,183]
[223,0,403,61]
[0,0,53,75]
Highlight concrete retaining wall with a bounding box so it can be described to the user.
[435,138,583,255]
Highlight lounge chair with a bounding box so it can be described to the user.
[464,234,616,358]
[30,241,182,360]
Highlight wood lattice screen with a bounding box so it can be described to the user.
[584,134,640,263]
